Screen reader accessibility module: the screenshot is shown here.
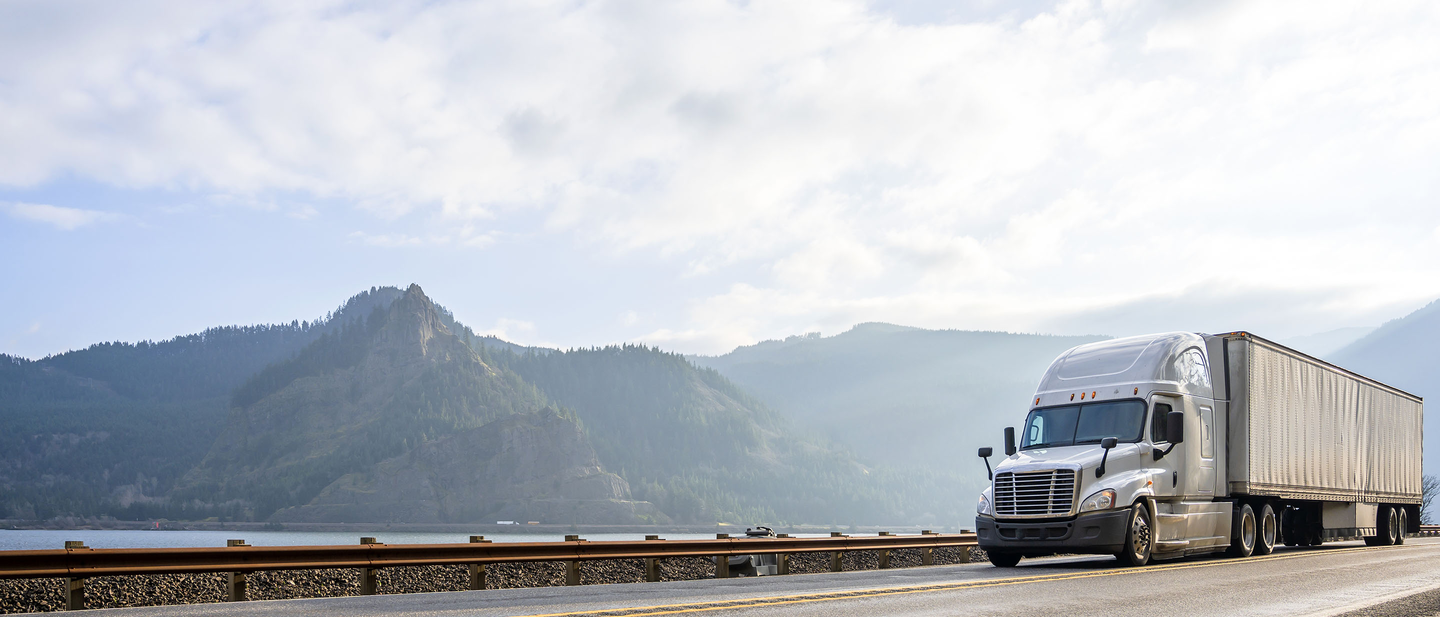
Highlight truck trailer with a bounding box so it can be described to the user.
[975,331,1423,566]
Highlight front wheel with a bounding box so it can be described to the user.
[1228,503,1256,557]
[1116,503,1153,566]
[988,551,1022,567]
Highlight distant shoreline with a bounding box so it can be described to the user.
[0,519,959,535]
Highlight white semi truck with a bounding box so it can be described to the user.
[975,331,1423,567]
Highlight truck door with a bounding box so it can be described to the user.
[1151,396,1182,498]
[1197,405,1216,496]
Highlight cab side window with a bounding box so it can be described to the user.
[1151,402,1173,443]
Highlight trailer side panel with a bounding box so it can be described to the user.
[1226,335,1422,504]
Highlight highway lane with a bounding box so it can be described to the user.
[66,538,1440,617]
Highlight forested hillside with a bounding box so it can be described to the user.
[1,284,967,526]
[3,283,1103,527]
[491,346,959,525]
[178,285,558,520]
[0,287,402,520]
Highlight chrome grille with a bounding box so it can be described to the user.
[993,469,1077,517]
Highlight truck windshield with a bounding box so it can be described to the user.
[1021,400,1147,449]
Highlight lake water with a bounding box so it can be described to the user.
[0,529,834,551]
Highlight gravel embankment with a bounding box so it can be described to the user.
[0,548,983,613]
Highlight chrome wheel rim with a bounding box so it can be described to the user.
[1262,511,1276,548]
[1243,512,1256,550]
[1131,510,1151,558]
[1391,511,1401,541]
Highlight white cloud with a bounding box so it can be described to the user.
[348,231,427,248]
[348,225,496,248]
[5,202,114,230]
[4,0,1440,351]
[26,322,40,334]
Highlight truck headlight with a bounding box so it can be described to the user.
[977,493,992,515]
[1080,489,1116,512]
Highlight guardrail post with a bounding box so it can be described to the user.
[63,541,86,611]
[644,536,661,582]
[776,534,790,575]
[715,534,730,578]
[469,536,490,590]
[956,530,971,563]
[360,537,379,595]
[565,535,582,585]
[921,530,935,565]
[65,577,84,611]
[829,532,845,572]
[877,532,891,569]
[226,540,249,601]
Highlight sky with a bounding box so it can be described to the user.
[3,0,1440,359]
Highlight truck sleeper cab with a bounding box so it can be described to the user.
[975,332,1423,567]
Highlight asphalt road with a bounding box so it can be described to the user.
[67,538,1440,617]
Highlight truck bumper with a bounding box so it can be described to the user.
[976,509,1131,556]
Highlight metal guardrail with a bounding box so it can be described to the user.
[1419,525,1440,537]
[0,531,977,610]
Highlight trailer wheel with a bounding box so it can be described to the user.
[1228,504,1256,557]
[988,552,1022,567]
[1254,503,1277,556]
[1116,503,1153,566]
[1396,508,1408,545]
[1376,506,1399,546]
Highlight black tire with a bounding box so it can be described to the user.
[1228,503,1256,557]
[1255,503,1277,556]
[1397,508,1409,545]
[1376,506,1399,546]
[988,551,1022,567]
[1116,503,1153,566]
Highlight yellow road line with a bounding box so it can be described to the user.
[513,544,1410,617]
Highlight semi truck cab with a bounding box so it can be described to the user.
[975,332,1422,567]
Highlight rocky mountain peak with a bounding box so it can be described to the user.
[374,284,453,359]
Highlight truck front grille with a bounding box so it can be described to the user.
[994,469,1077,517]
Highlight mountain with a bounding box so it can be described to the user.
[1330,299,1440,476]
[0,287,402,520]
[1280,326,1376,359]
[271,408,667,524]
[692,324,1106,479]
[178,285,554,520]
[2,284,1004,527]
[488,345,945,525]
[175,285,915,525]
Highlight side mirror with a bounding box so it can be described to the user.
[1154,410,1185,461]
[978,447,993,458]
[1004,427,1017,456]
[1166,411,1185,444]
[978,447,994,480]
[1096,436,1118,478]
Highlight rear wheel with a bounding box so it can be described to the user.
[1228,503,1256,557]
[988,551,1022,567]
[1397,508,1409,545]
[1375,506,1399,546]
[1116,503,1153,566]
[1255,503,1277,556]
